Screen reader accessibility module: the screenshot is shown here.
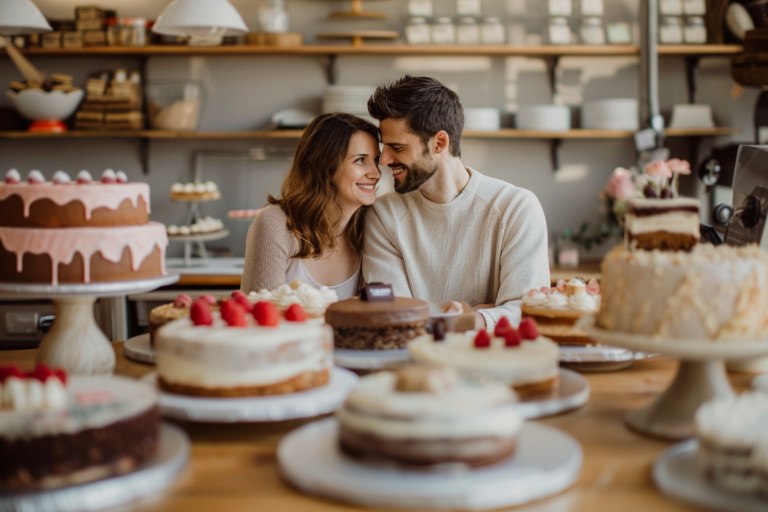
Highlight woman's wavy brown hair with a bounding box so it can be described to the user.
[268,112,380,259]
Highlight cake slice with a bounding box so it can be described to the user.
[625,197,700,252]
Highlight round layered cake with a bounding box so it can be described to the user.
[325,296,430,350]
[521,278,601,345]
[0,368,159,490]
[0,169,167,285]
[337,366,522,469]
[597,245,768,340]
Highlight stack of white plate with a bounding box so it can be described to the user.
[669,104,714,128]
[322,85,377,124]
[516,105,571,132]
[581,99,638,131]
[464,108,501,132]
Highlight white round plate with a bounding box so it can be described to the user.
[142,367,358,422]
[167,229,229,242]
[279,418,582,510]
[124,333,155,365]
[653,439,768,512]
[516,368,590,419]
[0,423,189,512]
[0,273,179,299]
[334,348,409,370]
[558,344,634,363]
[580,316,768,361]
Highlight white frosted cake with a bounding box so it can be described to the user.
[155,298,333,397]
[597,244,768,340]
[248,282,339,318]
[625,197,700,252]
[521,278,601,345]
[337,366,522,469]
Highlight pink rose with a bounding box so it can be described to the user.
[605,168,637,200]
[644,160,673,179]
[666,158,691,175]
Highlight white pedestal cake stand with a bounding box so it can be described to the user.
[580,316,768,440]
[0,274,179,375]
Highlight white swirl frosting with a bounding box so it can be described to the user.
[544,291,568,308]
[248,289,273,303]
[568,292,599,311]
[523,290,548,307]
[1,377,68,411]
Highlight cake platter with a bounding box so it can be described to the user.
[580,315,768,440]
[652,439,768,512]
[558,344,636,371]
[516,368,590,419]
[334,348,410,370]
[141,367,358,422]
[279,418,582,510]
[0,273,179,376]
[124,333,155,364]
[0,423,189,512]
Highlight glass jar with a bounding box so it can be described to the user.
[257,0,290,34]
[457,17,480,44]
[130,18,147,46]
[580,16,605,45]
[406,17,432,45]
[432,17,456,44]
[547,17,572,45]
[407,0,433,17]
[481,17,505,44]
[684,16,707,44]
[456,0,481,17]
[659,16,683,44]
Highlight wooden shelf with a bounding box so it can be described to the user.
[4,44,742,58]
[0,127,739,140]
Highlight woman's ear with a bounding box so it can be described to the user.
[433,130,450,155]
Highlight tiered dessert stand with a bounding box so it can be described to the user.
[581,316,768,440]
[170,194,228,267]
[0,274,178,375]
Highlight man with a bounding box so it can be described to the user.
[363,75,550,330]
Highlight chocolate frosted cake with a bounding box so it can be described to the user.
[337,366,522,469]
[325,286,429,349]
[625,197,700,252]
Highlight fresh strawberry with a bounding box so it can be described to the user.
[253,301,279,327]
[494,316,512,337]
[200,294,217,306]
[115,171,128,183]
[0,365,24,382]
[190,299,213,326]
[27,170,44,184]
[76,170,93,184]
[53,368,67,384]
[586,278,601,296]
[4,169,20,184]
[501,328,522,347]
[474,330,491,348]
[285,303,307,322]
[226,302,248,327]
[219,299,235,323]
[527,289,538,297]
[28,364,55,382]
[519,317,539,340]
[231,290,246,300]
[173,293,193,308]
[540,286,551,295]
[234,294,253,313]
[101,169,116,183]
[556,279,566,293]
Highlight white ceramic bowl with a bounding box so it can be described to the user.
[464,108,501,132]
[581,99,639,130]
[517,105,571,132]
[7,88,84,121]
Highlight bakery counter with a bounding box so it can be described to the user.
[0,344,753,512]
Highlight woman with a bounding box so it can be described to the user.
[241,113,381,299]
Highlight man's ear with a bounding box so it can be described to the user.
[433,131,450,155]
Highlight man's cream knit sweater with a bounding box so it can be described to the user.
[362,168,550,330]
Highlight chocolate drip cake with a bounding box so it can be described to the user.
[625,197,700,252]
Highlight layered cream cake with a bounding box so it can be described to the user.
[0,366,159,489]
[597,244,768,340]
[248,282,339,318]
[155,299,333,397]
[695,393,768,493]
[521,278,601,345]
[0,169,167,285]
[337,366,522,469]
[625,197,700,252]
[409,319,559,396]
[148,293,219,347]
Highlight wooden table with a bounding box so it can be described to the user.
[2,344,753,512]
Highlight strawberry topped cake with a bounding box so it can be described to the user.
[0,366,159,489]
[0,169,167,284]
[148,292,220,347]
[408,317,559,396]
[154,297,333,397]
[521,278,601,346]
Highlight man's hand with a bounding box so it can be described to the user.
[455,312,486,332]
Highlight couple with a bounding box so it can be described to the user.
[242,75,550,330]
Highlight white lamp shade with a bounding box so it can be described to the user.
[153,0,248,37]
[0,0,51,36]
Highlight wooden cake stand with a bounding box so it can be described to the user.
[0,274,178,375]
[581,316,768,440]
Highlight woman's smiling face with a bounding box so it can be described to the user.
[333,131,382,212]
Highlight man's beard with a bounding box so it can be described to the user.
[393,154,438,194]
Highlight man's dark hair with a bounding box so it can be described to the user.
[367,75,464,157]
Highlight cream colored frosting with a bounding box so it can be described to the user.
[568,292,599,311]
[696,393,768,449]
[0,222,168,285]
[0,182,151,218]
[247,283,339,317]
[626,211,700,236]
[0,377,67,411]
[338,371,521,440]
[522,290,548,307]
[155,313,332,389]
[545,291,569,308]
[0,376,156,441]
[408,333,559,386]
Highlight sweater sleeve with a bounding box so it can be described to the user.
[361,204,414,298]
[478,190,551,329]
[240,206,296,293]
